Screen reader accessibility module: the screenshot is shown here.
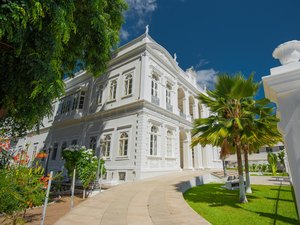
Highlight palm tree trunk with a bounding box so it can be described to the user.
[236,144,248,203]
[222,159,227,178]
[244,150,252,193]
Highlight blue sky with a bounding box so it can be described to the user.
[120,0,300,99]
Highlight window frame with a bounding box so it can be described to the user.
[118,132,129,157]
[151,74,159,97]
[166,84,172,105]
[149,125,158,156]
[96,85,104,105]
[124,73,133,96]
[89,136,97,152]
[166,130,173,157]
[109,79,117,101]
[102,134,112,158]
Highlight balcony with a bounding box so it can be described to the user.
[151,96,160,106]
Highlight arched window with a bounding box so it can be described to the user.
[124,74,133,96]
[103,135,111,157]
[119,132,128,156]
[151,75,158,97]
[109,80,117,100]
[166,130,173,157]
[150,126,158,155]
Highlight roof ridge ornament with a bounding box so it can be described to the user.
[145,25,149,34]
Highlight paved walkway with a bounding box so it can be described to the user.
[55,171,216,225]
[55,171,291,225]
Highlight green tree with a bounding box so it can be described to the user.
[192,73,260,203]
[62,145,83,177]
[240,98,282,193]
[77,149,99,199]
[0,0,127,136]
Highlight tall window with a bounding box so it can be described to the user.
[119,132,128,156]
[61,142,67,159]
[151,75,158,97]
[166,84,172,105]
[72,93,79,110]
[150,126,158,156]
[109,80,117,100]
[51,143,58,160]
[166,130,173,157]
[59,91,85,114]
[78,91,85,109]
[124,74,133,96]
[89,136,97,151]
[103,135,111,157]
[97,85,103,104]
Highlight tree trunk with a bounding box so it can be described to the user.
[236,144,248,203]
[222,159,227,178]
[244,150,252,193]
[83,188,86,199]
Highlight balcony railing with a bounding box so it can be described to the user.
[151,96,160,106]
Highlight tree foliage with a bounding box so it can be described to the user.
[0,0,127,136]
[192,73,281,203]
[62,145,105,198]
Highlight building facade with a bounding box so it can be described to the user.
[12,32,222,183]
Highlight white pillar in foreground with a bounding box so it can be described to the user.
[263,40,300,217]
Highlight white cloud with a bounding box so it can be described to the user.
[126,0,157,19]
[120,28,129,40]
[195,59,209,69]
[121,0,157,40]
[195,69,218,90]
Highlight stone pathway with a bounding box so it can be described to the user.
[55,171,217,225]
[54,171,291,225]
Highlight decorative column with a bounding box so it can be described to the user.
[193,145,203,169]
[183,130,193,170]
[140,51,150,101]
[193,98,200,119]
[263,40,300,217]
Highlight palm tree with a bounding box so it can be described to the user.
[193,73,260,203]
[240,98,282,193]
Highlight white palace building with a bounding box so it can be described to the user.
[13,31,222,183]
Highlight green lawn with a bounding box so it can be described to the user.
[184,184,299,225]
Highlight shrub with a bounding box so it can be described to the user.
[0,163,46,224]
[267,153,278,176]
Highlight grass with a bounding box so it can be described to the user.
[184,184,299,225]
